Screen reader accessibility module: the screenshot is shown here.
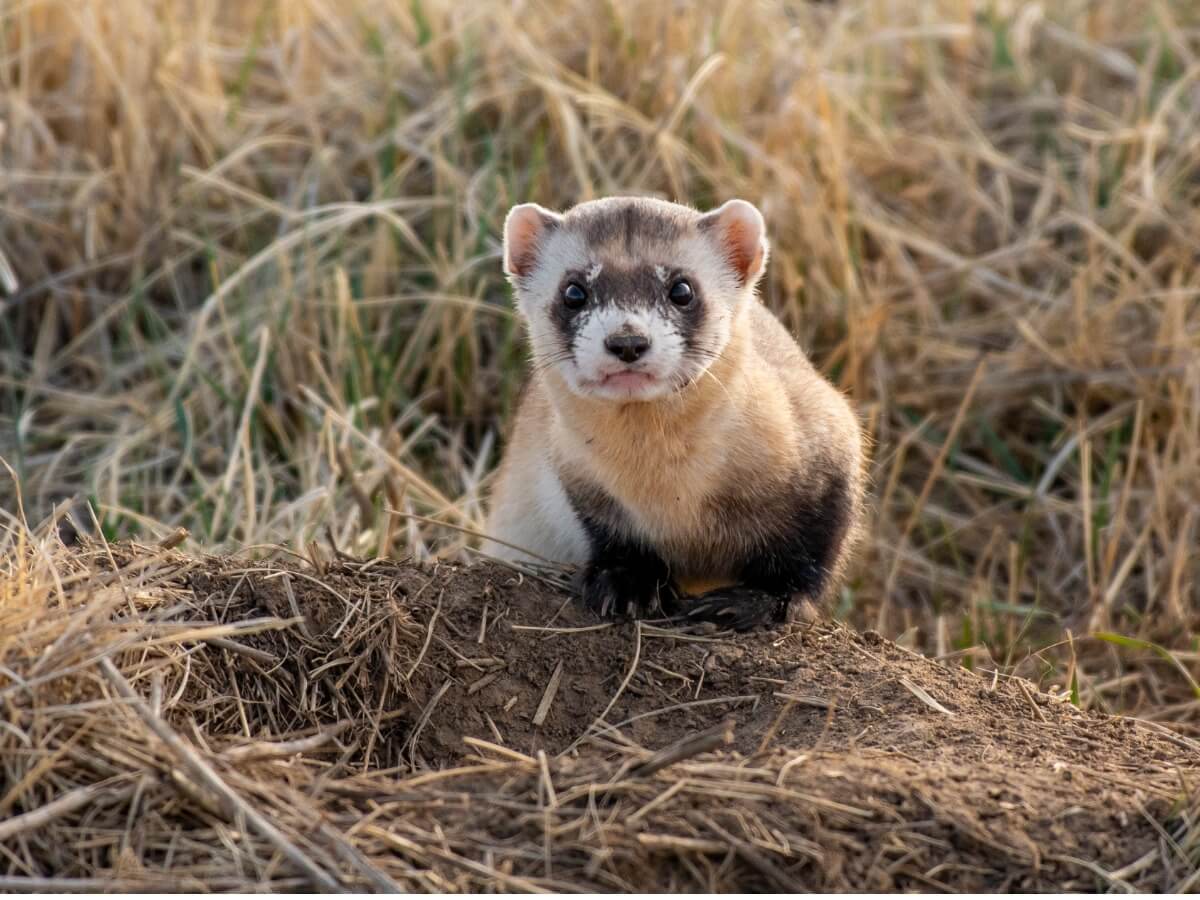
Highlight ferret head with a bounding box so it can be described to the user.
[502,196,769,403]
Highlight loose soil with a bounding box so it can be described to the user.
[2,542,1197,891]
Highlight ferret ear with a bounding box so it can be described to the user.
[699,199,769,287]
[503,203,563,279]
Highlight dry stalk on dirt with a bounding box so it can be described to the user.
[0,516,1196,891]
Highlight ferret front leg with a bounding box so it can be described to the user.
[687,494,846,629]
[576,542,678,621]
[686,586,788,631]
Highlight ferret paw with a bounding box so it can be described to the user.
[686,587,786,631]
[579,563,676,621]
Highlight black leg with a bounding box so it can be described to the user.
[685,475,854,631]
[564,479,680,622]
[577,552,678,621]
[685,586,787,631]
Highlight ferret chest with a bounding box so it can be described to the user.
[551,376,801,573]
[559,421,731,554]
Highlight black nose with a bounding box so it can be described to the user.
[604,334,650,363]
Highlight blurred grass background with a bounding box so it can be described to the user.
[1,0,1198,731]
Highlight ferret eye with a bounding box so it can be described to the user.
[669,279,694,306]
[562,282,588,310]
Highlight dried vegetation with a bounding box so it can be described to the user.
[0,524,1197,890]
[2,0,1200,890]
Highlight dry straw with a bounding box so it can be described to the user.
[1,0,1199,888]
[0,512,1196,890]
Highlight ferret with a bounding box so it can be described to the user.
[483,196,865,630]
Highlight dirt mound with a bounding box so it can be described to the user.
[1,539,1197,891]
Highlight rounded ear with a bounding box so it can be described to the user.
[503,203,563,278]
[698,199,769,287]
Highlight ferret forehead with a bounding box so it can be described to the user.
[530,228,591,279]
[562,197,699,255]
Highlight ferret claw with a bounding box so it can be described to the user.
[578,563,676,621]
[686,587,786,631]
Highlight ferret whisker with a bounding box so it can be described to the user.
[697,364,734,404]
[531,352,574,376]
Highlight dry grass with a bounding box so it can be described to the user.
[1,0,1198,736]
[0,523,1196,891]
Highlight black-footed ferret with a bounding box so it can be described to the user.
[483,196,865,630]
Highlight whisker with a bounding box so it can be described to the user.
[697,365,734,404]
[529,351,574,377]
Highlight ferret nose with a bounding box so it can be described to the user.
[604,334,650,363]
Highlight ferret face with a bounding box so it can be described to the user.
[502,197,769,403]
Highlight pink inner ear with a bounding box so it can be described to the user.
[505,207,554,278]
[724,218,762,283]
[701,200,766,286]
[508,219,539,276]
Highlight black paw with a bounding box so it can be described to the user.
[578,562,678,621]
[686,587,786,631]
